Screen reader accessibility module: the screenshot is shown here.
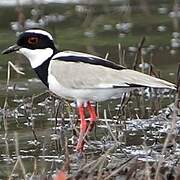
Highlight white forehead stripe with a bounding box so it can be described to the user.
[25,29,53,40]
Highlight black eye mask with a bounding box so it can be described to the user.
[17,32,55,50]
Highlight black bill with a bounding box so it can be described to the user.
[1,44,21,55]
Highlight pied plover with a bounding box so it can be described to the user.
[2,29,176,152]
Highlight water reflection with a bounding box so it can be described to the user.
[0,1,179,179]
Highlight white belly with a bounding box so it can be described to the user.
[48,74,133,104]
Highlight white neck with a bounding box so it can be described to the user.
[18,48,54,68]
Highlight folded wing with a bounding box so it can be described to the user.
[50,51,176,90]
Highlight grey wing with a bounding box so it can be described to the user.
[49,60,128,89]
[49,60,176,90]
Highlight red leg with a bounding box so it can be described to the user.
[87,102,97,121]
[76,105,87,152]
[87,102,97,132]
[79,105,87,131]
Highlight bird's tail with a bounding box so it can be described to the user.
[121,69,176,90]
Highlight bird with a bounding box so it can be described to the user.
[2,29,176,152]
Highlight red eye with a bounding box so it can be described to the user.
[28,37,39,45]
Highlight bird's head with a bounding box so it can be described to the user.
[2,29,57,68]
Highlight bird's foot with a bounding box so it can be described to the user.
[76,141,85,160]
[76,151,84,160]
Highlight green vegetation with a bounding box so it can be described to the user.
[0,2,176,49]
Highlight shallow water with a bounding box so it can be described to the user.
[0,1,179,179]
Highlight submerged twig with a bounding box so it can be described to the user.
[118,43,122,65]
[105,52,109,60]
[8,132,26,180]
[104,156,137,180]
[8,61,25,75]
[104,109,118,144]
[3,61,25,167]
[88,143,117,174]
[118,43,126,66]
[149,64,160,78]
[115,92,131,118]
[177,63,180,94]
[23,96,38,142]
[154,92,178,179]
[132,36,146,70]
